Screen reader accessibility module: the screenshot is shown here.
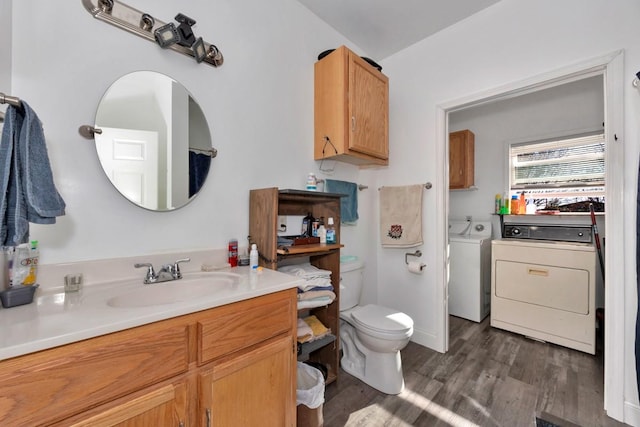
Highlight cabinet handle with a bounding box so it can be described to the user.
[206,408,211,427]
[179,422,184,427]
[351,116,356,132]
[528,268,548,277]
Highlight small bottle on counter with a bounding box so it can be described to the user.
[500,192,510,214]
[228,239,238,267]
[519,192,526,214]
[326,217,336,244]
[301,212,315,237]
[249,244,259,271]
[511,195,519,215]
[306,173,317,191]
[318,216,327,244]
[495,194,501,214]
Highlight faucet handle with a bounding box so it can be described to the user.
[173,258,191,279]
[134,262,156,284]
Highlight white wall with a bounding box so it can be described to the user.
[0,1,11,101]
[10,0,370,265]
[449,75,604,226]
[379,0,640,424]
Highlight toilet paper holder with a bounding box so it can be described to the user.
[405,250,423,264]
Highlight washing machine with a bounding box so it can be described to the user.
[448,219,492,322]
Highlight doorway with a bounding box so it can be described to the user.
[438,50,624,418]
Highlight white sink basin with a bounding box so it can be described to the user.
[106,272,242,308]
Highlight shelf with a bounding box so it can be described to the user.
[278,189,346,202]
[249,187,341,384]
[298,334,337,359]
[277,243,343,256]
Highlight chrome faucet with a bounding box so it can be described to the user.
[134,258,191,284]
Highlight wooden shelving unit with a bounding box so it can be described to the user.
[249,187,343,384]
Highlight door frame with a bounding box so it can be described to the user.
[435,50,624,419]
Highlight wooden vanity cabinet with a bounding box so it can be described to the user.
[449,129,475,189]
[249,188,342,384]
[314,45,389,166]
[0,289,297,427]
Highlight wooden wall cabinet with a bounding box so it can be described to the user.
[449,129,475,189]
[314,45,389,166]
[249,188,342,384]
[0,289,297,427]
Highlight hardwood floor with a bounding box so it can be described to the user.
[323,316,628,427]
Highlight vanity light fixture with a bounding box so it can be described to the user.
[154,23,180,48]
[82,0,224,67]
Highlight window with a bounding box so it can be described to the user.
[509,132,605,212]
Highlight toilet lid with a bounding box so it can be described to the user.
[351,304,413,334]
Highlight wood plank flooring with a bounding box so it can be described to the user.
[323,316,628,427]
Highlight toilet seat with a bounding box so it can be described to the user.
[351,304,413,340]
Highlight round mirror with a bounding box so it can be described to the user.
[94,71,214,211]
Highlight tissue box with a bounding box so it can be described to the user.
[0,284,39,308]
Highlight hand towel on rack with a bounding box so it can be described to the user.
[0,102,65,246]
[379,184,423,248]
[325,179,359,224]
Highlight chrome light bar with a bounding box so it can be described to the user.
[82,0,223,67]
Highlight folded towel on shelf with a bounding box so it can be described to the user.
[297,284,334,294]
[0,102,65,246]
[303,315,331,341]
[298,290,336,302]
[379,184,423,248]
[297,297,334,310]
[279,263,333,292]
[278,263,332,279]
[297,318,314,343]
[325,179,359,224]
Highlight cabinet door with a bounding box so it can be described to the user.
[63,382,187,427]
[199,335,295,427]
[349,52,389,160]
[449,130,475,189]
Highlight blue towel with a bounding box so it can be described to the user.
[0,102,65,246]
[188,151,211,197]
[325,179,358,223]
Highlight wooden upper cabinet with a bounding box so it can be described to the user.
[314,45,389,166]
[449,130,475,189]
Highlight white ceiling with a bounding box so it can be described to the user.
[297,0,502,60]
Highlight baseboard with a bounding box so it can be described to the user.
[623,399,640,427]
[410,327,444,353]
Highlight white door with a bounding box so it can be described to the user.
[95,127,159,209]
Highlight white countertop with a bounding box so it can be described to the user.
[0,266,302,361]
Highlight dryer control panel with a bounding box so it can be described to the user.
[502,224,592,243]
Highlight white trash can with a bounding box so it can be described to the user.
[296,362,325,427]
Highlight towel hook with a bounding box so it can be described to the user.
[405,250,422,265]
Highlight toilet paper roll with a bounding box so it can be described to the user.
[407,261,424,274]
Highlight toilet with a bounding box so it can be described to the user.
[339,256,414,394]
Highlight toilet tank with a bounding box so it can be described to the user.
[340,256,365,311]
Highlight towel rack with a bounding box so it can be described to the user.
[0,92,22,108]
[189,147,218,158]
[378,182,433,191]
[315,178,368,191]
